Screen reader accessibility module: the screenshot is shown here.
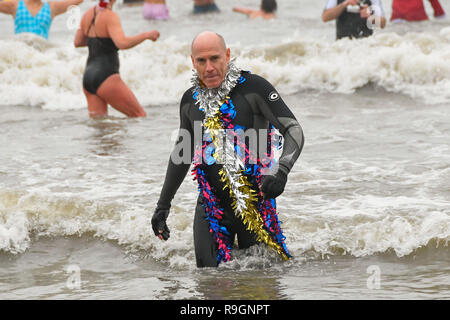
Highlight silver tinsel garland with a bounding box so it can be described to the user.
[191,60,250,214]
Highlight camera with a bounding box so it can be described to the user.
[346,0,370,13]
[346,5,360,13]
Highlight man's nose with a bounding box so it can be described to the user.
[205,60,214,72]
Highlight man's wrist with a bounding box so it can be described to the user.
[156,201,171,211]
[277,164,290,177]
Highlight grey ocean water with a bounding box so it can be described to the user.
[0,0,449,299]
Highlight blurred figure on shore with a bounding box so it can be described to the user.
[193,0,219,14]
[322,0,386,40]
[391,0,445,22]
[143,0,169,20]
[233,0,277,20]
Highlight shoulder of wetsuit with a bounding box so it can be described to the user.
[179,86,198,120]
[237,72,270,91]
[236,72,279,100]
[181,86,196,105]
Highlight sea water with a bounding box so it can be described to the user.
[0,0,449,299]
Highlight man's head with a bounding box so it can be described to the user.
[191,31,231,89]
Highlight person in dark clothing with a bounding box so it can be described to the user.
[322,0,386,40]
[151,31,305,268]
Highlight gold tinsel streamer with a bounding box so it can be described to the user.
[203,99,289,261]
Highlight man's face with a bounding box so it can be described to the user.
[191,37,231,89]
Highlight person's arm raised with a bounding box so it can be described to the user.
[106,12,159,50]
[0,0,16,16]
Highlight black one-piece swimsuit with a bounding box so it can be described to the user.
[82,7,120,95]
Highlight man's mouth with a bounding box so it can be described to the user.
[205,74,219,80]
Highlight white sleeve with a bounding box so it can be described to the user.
[370,0,386,17]
[324,0,338,11]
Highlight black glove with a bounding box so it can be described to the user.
[261,170,288,199]
[151,205,170,241]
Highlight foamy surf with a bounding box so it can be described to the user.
[2,30,450,110]
[1,188,448,269]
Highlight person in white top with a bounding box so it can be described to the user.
[322,0,386,40]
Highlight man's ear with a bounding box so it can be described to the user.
[191,55,195,67]
[226,48,231,63]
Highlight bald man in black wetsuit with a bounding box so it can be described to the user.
[151,31,305,268]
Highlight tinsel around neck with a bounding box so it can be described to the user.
[191,60,242,115]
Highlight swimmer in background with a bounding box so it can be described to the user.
[391,0,446,22]
[74,0,160,118]
[233,0,277,20]
[0,0,83,39]
[143,0,169,20]
[193,0,219,14]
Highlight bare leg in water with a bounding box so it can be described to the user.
[83,74,146,118]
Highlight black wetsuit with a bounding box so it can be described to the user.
[82,7,120,95]
[336,0,373,40]
[157,72,305,267]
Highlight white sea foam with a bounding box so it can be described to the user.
[2,30,450,110]
[1,188,448,268]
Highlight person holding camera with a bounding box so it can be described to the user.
[322,0,386,40]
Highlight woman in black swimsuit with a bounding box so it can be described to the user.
[74,0,160,118]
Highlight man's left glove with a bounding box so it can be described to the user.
[261,170,288,199]
[151,205,171,241]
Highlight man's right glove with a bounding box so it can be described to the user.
[151,205,170,241]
